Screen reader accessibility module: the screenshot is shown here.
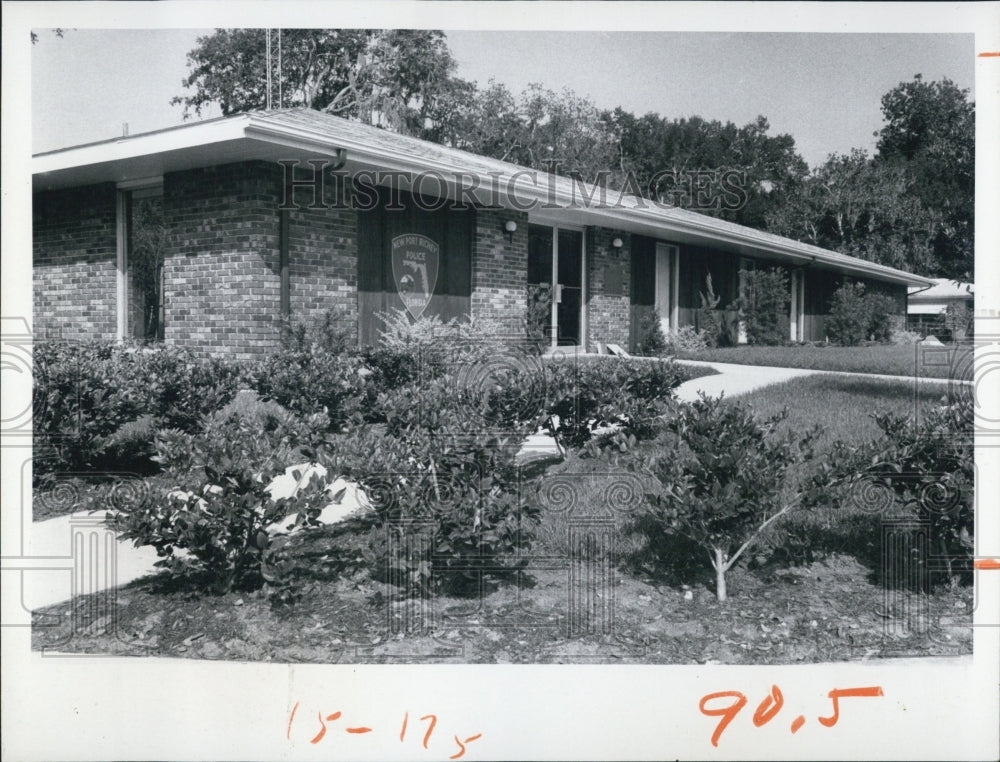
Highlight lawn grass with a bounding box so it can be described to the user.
[677,342,973,379]
[733,374,952,575]
[735,373,945,451]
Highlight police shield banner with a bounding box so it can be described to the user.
[391,234,439,320]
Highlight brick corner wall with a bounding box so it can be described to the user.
[586,226,630,349]
[32,183,118,342]
[471,208,529,337]
[162,161,284,359]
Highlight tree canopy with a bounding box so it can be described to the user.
[172,33,974,278]
[172,29,457,134]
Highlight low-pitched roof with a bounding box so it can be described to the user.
[908,278,974,300]
[34,107,934,287]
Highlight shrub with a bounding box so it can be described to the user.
[827,282,899,345]
[826,282,869,345]
[251,311,372,430]
[891,329,923,345]
[866,293,897,343]
[33,341,243,481]
[735,267,790,345]
[944,301,973,339]
[108,408,331,596]
[326,369,545,596]
[526,284,553,353]
[625,394,823,601]
[664,325,710,354]
[546,358,682,449]
[826,396,973,588]
[635,309,668,356]
[698,273,725,348]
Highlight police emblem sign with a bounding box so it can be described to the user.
[391,234,439,320]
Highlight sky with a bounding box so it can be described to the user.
[31,28,974,168]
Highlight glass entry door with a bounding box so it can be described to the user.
[555,229,583,345]
[527,225,585,348]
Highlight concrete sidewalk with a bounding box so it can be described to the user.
[673,361,818,402]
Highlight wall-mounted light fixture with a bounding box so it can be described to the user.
[611,236,624,254]
[504,219,518,244]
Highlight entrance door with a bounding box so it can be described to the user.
[527,225,586,348]
[555,229,583,345]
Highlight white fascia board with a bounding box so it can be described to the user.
[32,116,253,176]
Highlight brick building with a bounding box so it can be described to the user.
[33,108,932,357]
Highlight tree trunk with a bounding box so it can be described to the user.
[714,547,727,602]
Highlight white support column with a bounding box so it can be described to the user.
[115,190,128,341]
[790,269,799,341]
[655,242,674,336]
[670,245,680,331]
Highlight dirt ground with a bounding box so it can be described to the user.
[32,529,972,664]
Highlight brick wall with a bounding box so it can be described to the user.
[586,226,630,348]
[33,183,118,341]
[471,208,529,335]
[162,162,283,358]
[287,173,358,332]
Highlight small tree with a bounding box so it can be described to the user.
[826,282,869,345]
[632,394,823,601]
[737,267,789,345]
[636,308,668,356]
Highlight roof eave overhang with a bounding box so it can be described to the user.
[33,113,935,289]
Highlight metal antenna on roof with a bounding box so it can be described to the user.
[265,28,272,111]
[277,29,282,109]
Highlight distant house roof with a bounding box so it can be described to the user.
[907,278,974,314]
[908,278,974,300]
[34,107,934,287]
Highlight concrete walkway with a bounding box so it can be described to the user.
[23,359,956,610]
[673,358,963,402]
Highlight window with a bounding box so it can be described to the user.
[118,183,165,342]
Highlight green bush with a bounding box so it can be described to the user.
[697,273,728,348]
[827,282,899,345]
[526,284,553,353]
[635,309,667,356]
[826,396,973,587]
[546,357,683,449]
[328,369,545,596]
[664,325,710,354]
[33,341,243,481]
[251,312,372,431]
[736,267,790,345]
[866,293,897,343]
[108,408,331,597]
[625,394,823,600]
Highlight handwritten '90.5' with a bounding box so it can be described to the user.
[699,685,884,746]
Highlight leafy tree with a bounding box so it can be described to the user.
[437,81,618,178]
[605,109,808,228]
[769,76,974,279]
[875,75,974,280]
[736,267,789,345]
[172,29,458,134]
[631,395,823,601]
[766,149,941,274]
